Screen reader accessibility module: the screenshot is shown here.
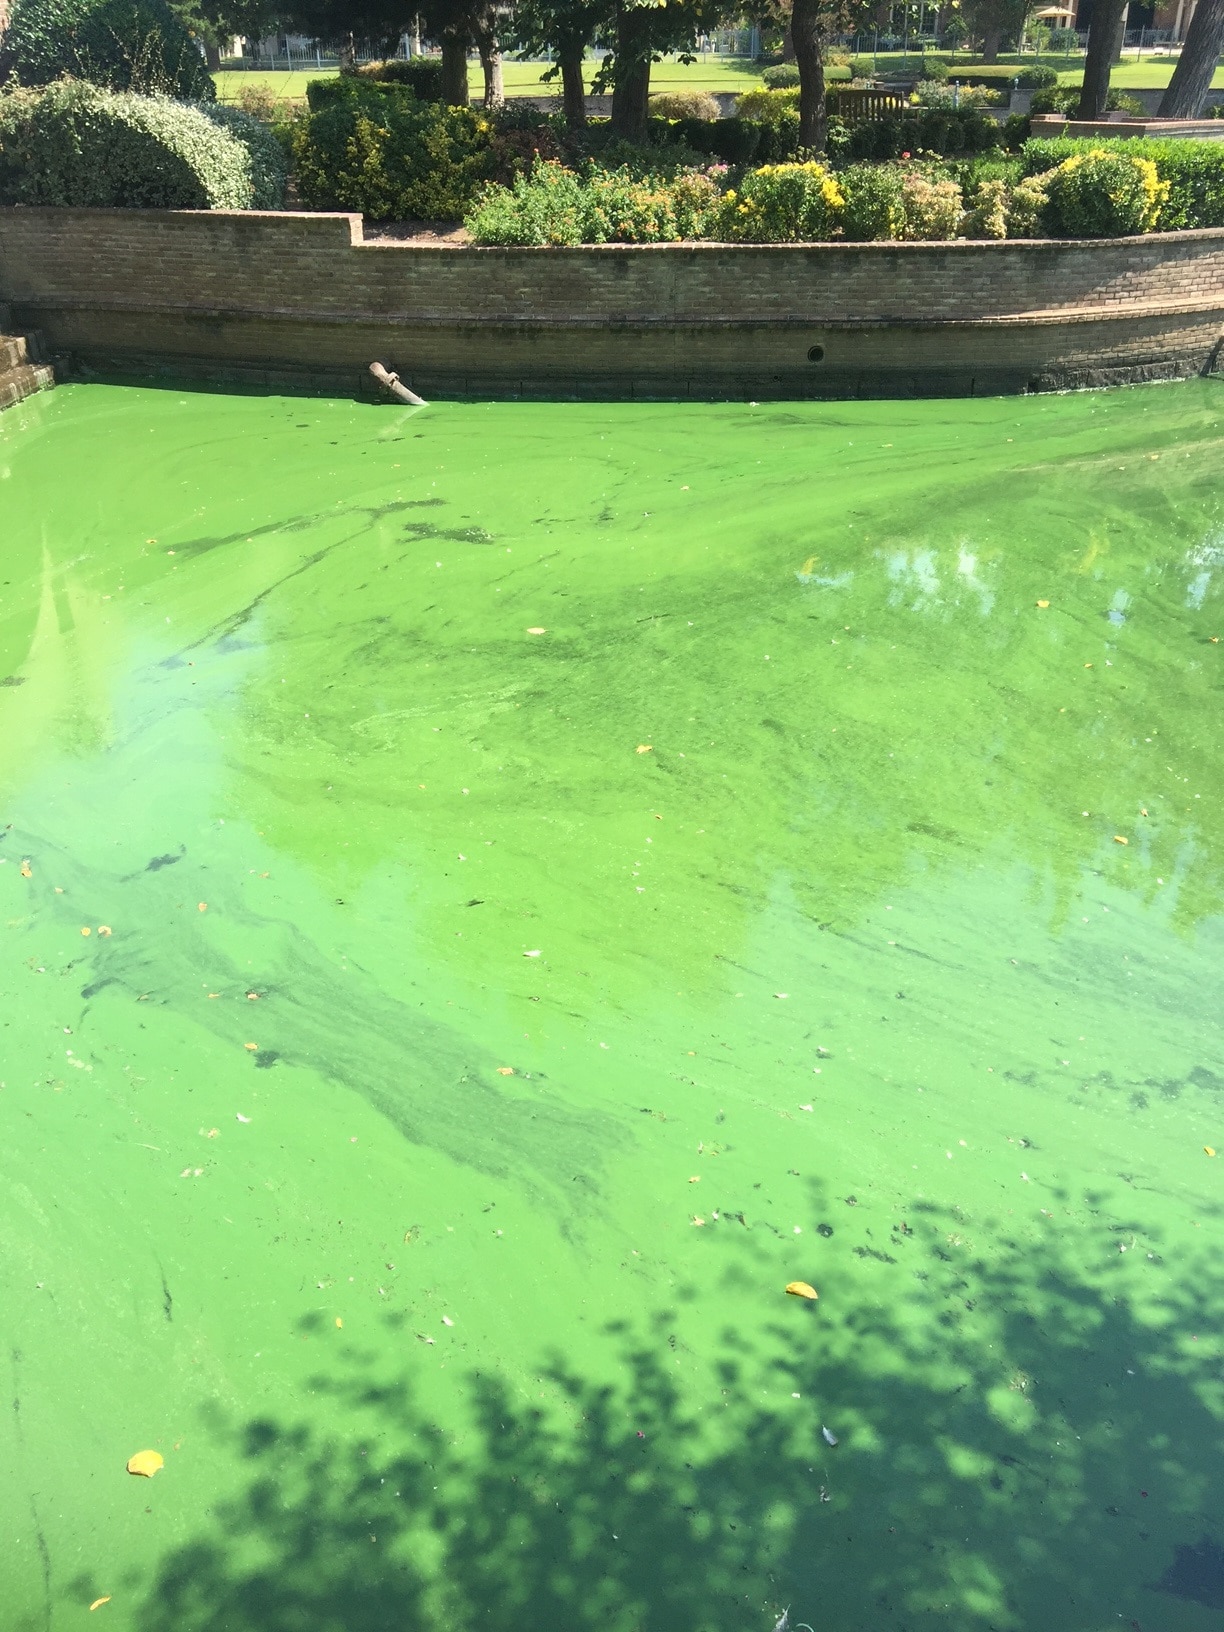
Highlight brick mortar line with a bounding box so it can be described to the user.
[15,295,1224,330]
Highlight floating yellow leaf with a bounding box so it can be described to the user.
[335,1317,343,1328]
[1035,600,1050,609]
[635,745,653,755]
[20,860,32,877]
[89,1597,112,1611]
[197,902,208,912]
[526,627,546,635]
[1113,835,1129,845]
[126,1450,164,1478]
[81,926,92,936]
[785,1281,819,1301]
[243,1042,259,1051]
[98,925,112,937]
[496,1066,514,1076]
[1206,1146,1216,1157]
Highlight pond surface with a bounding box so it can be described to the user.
[3,381,1224,1632]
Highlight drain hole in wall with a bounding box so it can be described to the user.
[807,345,826,363]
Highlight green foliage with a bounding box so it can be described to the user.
[846,106,1001,160]
[305,74,410,112]
[196,97,287,206]
[735,86,800,125]
[464,158,721,245]
[672,114,761,164]
[1040,148,1168,237]
[356,58,446,100]
[963,175,1009,236]
[919,59,951,82]
[839,161,905,239]
[1014,65,1059,88]
[718,161,844,242]
[0,78,257,205]
[898,167,965,238]
[1030,85,1145,115]
[292,94,494,220]
[1023,136,1224,230]
[761,63,800,89]
[914,80,1003,107]
[649,89,721,121]
[2,0,215,98]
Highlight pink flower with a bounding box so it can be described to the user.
[901,151,911,160]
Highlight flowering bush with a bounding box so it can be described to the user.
[1041,147,1168,237]
[898,168,964,239]
[465,159,720,245]
[650,90,721,122]
[717,161,844,242]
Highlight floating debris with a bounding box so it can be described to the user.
[785,1281,819,1301]
[126,1450,163,1478]
[821,1426,838,1446]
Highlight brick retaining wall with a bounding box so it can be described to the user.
[1,206,1222,398]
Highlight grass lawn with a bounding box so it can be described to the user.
[214,54,767,103]
[213,48,1224,105]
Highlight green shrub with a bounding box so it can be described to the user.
[718,161,844,242]
[899,167,964,237]
[1024,136,1224,230]
[914,80,1002,107]
[357,58,446,100]
[196,102,287,207]
[846,106,1000,160]
[1,0,213,99]
[1015,65,1059,89]
[294,96,494,220]
[1040,147,1167,236]
[1006,172,1050,236]
[839,162,905,239]
[0,79,262,206]
[465,159,720,245]
[962,175,1008,237]
[919,59,951,82]
[754,109,801,160]
[762,63,800,89]
[735,86,800,124]
[650,89,721,121]
[305,74,415,113]
[673,114,761,164]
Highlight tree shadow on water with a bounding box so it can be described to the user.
[136,1191,1224,1632]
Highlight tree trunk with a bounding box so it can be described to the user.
[791,0,828,153]
[339,33,357,72]
[204,41,221,70]
[1158,0,1224,115]
[560,47,587,130]
[1077,0,1127,115]
[981,25,1003,62]
[441,32,469,105]
[610,4,652,140]
[479,34,504,107]
[1111,1,1130,62]
[783,21,796,60]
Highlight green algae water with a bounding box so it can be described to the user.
[3,380,1224,1632]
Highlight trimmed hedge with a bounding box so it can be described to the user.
[0,80,271,207]
[1,0,214,100]
[842,106,1001,159]
[357,58,446,100]
[1023,136,1224,230]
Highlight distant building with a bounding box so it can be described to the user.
[1153,0,1200,38]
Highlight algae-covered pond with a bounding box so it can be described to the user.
[3,380,1224,1632]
